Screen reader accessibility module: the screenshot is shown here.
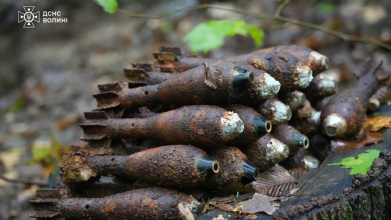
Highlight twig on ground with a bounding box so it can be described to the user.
[97,3,391,51]
[0,175,46,186]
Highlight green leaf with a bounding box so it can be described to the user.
[96,0,118,14]
[184,19,264,53]
[7,98,25,112]
[314,2,336,14]
[328,149,381,175]
[247,25,264,46]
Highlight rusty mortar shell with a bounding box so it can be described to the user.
[65,176,137,198]
[279,90,307,112]
[284,150,320,170]
[80,105,244,149]
[167,45,325,91]
[124,67,177,85]
[245,45,328,75]
[271,123,309,153]
[303,73,337,104]
[274,45,329,75]
[203,146,259,190]
[126,67,280,106]
[241,71,281,102]
[290,100,321,135]
[368,86,391,111]
[321,62,388,138]
[242,133,289,171]
[61,145,219,189]
[254,96,292,124]
[30,187,201,219]
[250,52,313,92]
[224,104,272,145]
[93,61,254,113]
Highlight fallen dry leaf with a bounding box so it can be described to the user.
[288,167,307,180]
[331,131,383,152]
[241,193,279,215]
[251,165,297,197]
[362,116,391,131]
[0,149,23,171]
[203,194,253,213]
[331,118,387,152]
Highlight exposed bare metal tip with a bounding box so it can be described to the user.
[308,51,329,73]
[310,111,321,126]
[318,74,337,96]
[272,102,292,123]
[294,65,313,89]
[302,137,309,149]
[284,91,306,112]
[266,138,289,164]
[212,161,220,173]
[303,155,320,169]
[258,73,281,99]
[266,121,272,133]
[322,113,347,137]
[221,112,244,141]
[368,98,380,111]
[198,155,220,176]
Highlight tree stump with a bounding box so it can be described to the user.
[198,104,391,220]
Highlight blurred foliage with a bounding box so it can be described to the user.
[314,0,369,13]
[6,98,25,113]
[184,19,264,53]
[96,0,118,14]
[26,135,70,178]
[160,21,174,34]
[328,149,380,175]
[314,2,336,13]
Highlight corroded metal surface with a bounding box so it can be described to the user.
[279,90,306,112]
[256,96,292,124]
[282,150,320,170]
[321,62,389,138]
[368,86,391,111]
[204,146,259,190]
[80,105,244,149]
[225,104,271,145]
[30,187,201,219]
[61,145,219,189]
[242,133,289,171]
[94,61,254,114]
[290,100,321,135]
[158,45,329,92]
[271,123,309,153]
[303,73,337,104]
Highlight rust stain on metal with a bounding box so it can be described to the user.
[271,124,309,153]
[321,62,389,138]
[80,106,244,149]
[158,45,328,92]
[93,61,254,115]
[225,104,271,145]
[204,146,259,190]
[61,145,219,189]
[30,187,201,219]
[242,133,289,171]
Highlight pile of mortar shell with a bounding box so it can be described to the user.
[30,45,390,220]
